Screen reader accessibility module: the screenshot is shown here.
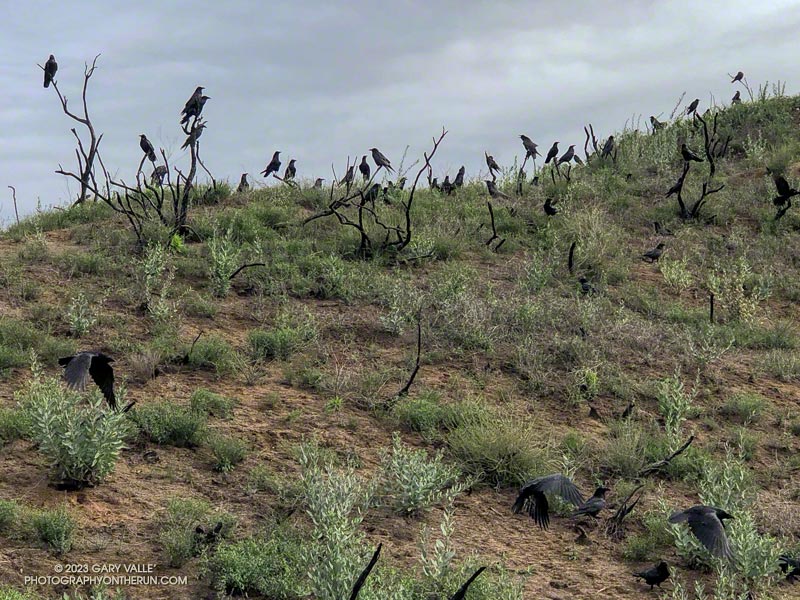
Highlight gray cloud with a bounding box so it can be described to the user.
[2,0,799,220]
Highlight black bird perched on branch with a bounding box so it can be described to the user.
[59,352,117,410]
[485,152,501,178]
[284,159,297,180]
[485,180,510,200]
[151,165,167,186]
[543,198,558,216]
[520,135,540,160]
[681,143,703,163]
[773,174,800,206]
[139,135,157,162]
[686,98,700,115]
[602,136,615,158]
[261,151,281,178]
[650,116,665,132]
[340,165,355,188]
[180,123,206,150]
[512,473,586,530]
[370,147,394,173]
[666,176,684,197]
[558,145,576,164]
[731,90,741,105]
[545,142,559,164]
[453,165,465,188]
[641,242,665,263]
[43,54,58,88]
[359,155,370,181]
[313,177,325,189]
[448,567,486,600]
[180,88,209,124]
[236,173,249,193]
[182,86,203,114]
[633,561,670,590]
[731,71,744,83]
[668,506,735,561]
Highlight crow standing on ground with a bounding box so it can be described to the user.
[485,180,510,200]
[571,486,610,519]
[650,116,665,132]
[686,98,700,115]
[359,155,370,181]
[485,152,501,178]
[512,473,586,530]
[370,147,394,173]
[139,135,157,162]
[668,506,735,561]
[633,561,670,590]
[59,352,117,410]
[731,90,741,105]
[180,123,206,150]
[681,143,703,163]
[520,135,540,160]
[261,151,281,178]
[284,159,297,180]
[453,165,465,188]
[641,242,666,263]
[44,54,57,88]
[545,142,559,164]
[237,173,249,193]
[773,174,800,206]
[731,71,744,83]
[602,136,615,158]
[558,145,577,164]
[543,198,558,216]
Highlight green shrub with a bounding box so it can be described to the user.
[159,498,235,568]
[622,507,673,561]
[134,402,206,447]
[204,527,307,598]
[378,433,463,515]
[22,368,129,488]
[189,388,237,419]
[208,434,247,472]
[0,499,20,533]
[207,228,240,298]
[65,292,98,336]
[186,335,237,374]
[0,407,29,446]
[0,587,40,600]
[30,506,75,554]
[719,393,765,424]
[249,311,317,361]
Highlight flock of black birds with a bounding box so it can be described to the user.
[39,56,800,593]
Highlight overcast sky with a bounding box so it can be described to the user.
[1,0,799,221]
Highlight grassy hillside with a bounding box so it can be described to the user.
[1,92,800,600]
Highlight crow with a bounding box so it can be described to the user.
[686,98,700,115]
[573,154,584,166]
[364,183,382,204]
[370,147,394,173]
[579,277,596,295]
[284,159,296,180]
[359,155,370,181]
[44,54,58,88]
[773,174,800,206]
[620,399,635,419]
[545,142,559,164]
[180,95,210,125]
[650,116,665,132]
[486,152,501,178]
[261,151,281,178]
[654,222,674,236]
[448,567,486,600]
[349,544,381,600]
[485,180,511,200]
[531,175,540,186]
[237,173,249,193]
[181,86,204,116]
[59,352,116,410]
[602,136,615,158]
[681,144,703,163]
[180,123,206,150]
[571,486,610,519]
[543,198,558,216]
[633,561,670,590]
[668,506,735,561]
[340,165,355,188]
[666,176,684,197]
[313,177,325,189]
[520,135,540,160]
[641,242,665,263]
[512,473,586,530]
[151,165,167,186]
[453,166,465,188]
[731,90,741,105]
[430,177,440,191]
[731,71,744,83]
[397,176,406,190]
[558,145,576,164]
[139,135,157,162]
[441,175,454,195]
[779,555,800,583]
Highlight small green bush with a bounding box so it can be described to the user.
[134,402,206,447]
[0,586,40,600]
[190,388,237,419]
[208,434,247,472]
[159,498,235,568]
[0,407,29,446]
[719,393,765,424]
[186,335,237,374]
[248,311,317,361]
[30,506,75,554]
[0,499,20,533]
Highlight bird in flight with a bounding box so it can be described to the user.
[59,351,117,410]
[512,473,604,530]
[44,55,58,88]
[668,505,735,561]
